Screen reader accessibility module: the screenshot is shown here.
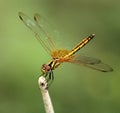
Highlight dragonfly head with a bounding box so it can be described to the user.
[41,64,51,74]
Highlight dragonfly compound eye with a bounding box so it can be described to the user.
[41,64,51,73]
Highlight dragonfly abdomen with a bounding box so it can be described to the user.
[71,34,95,54]
[63,34,95,58]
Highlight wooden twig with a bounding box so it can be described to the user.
[38,76,54,113]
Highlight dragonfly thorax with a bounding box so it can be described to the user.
[51,49,74,62]
[51,49,69,58]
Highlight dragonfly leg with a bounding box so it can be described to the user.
[44,72,49,77]
[46,71,54,88]
[46,70,54,81]
[50,70,54,80]
[40,70,54,88]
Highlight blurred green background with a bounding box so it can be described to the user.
[0,0,120,113]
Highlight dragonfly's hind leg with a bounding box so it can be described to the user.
[49,70,54,80]
[47,71,54,87]
[43,70,53,79]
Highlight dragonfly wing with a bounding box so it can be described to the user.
[70,55,113,72]
[83,62,113,72]
[71,55,101,64]
[34,13,58,51]
[18,12,54,54]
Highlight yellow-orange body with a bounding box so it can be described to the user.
[44,34,95,72]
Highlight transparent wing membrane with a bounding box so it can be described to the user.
[34,13,57,51]
[71,55,101,64]
[70,55,113,72]
[18,12,56,54]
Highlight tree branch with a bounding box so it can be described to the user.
[38,76,54,113]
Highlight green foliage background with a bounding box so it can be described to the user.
[0,0,120,113]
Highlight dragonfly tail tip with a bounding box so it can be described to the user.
[92,34,95,37]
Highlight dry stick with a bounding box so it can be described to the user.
[38,76,55,113]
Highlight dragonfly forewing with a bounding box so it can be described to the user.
[18,12,55,54]
[34,13,58,51]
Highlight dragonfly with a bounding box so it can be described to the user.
[18,12,113,81]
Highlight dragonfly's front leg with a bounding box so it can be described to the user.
[40,70,54,87]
